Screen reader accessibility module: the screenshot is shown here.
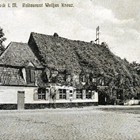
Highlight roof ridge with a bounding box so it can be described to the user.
[30,32,94,44]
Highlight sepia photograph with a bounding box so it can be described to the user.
[0,0,140,139]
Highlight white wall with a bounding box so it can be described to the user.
[0,86,38,104]
[0,86,98,104]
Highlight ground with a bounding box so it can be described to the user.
[0,106,140,140]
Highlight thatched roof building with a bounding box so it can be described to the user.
[27,32,140,98]
[0,32,140,100]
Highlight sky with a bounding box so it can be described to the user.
[0,0,140,63]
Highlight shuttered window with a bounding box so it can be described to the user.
[30,69,35,83]
[26,68,35,84]
[26,69,30,84]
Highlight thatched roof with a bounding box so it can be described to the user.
[28,32,111,75]
[28,32,82,74]
[27,32,123,76]
[0,42,43,68]
[0,67,26,86]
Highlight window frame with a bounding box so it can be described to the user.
[59,89,66,99]
[86,90,92,99]
[38,88,46,100]
[76,89,83,99]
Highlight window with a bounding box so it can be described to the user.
[38,88,46,100]
[86,90,92,99]
[31,69,35,83]
[59,89,66,99]
[76,89,82,99]
[26,68,35,84]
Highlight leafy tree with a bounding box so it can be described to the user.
[0,27,6,54]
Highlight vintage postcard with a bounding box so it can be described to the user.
[0,0,140,140]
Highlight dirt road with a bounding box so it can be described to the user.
[0,107,139,140]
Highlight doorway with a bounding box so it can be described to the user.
[17,91,25,110]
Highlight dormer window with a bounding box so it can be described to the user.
[21,61,36,85]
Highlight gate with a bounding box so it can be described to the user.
[17,91,25,110]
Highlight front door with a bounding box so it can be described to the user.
[17,91,25,110]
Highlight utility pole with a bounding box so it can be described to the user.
[95,26,100,45]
